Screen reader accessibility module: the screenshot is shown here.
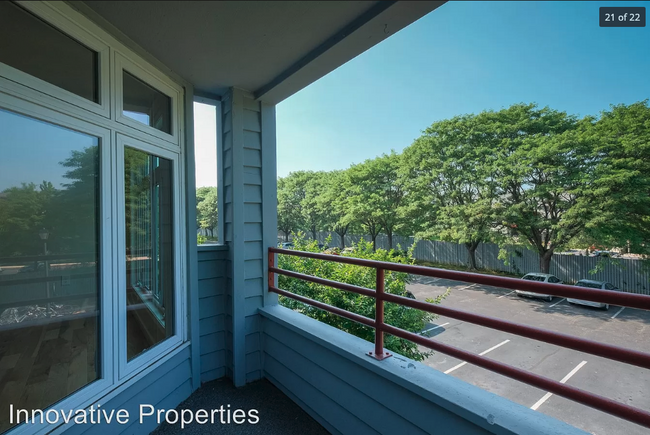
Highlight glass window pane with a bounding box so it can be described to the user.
[0,2,99,103]
[194,102,218,245]
[0,109,100,433]
[124,147,174,360]
[123,72,172,134]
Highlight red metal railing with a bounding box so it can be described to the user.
[268,247,650,429]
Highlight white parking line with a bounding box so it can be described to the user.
[444,339,510,374]
[498,290,516,299]
[611,307,625,319]
[420,322,450,335]
[549,298,566,308]
[458,283,477,291]
[530,361,587,410]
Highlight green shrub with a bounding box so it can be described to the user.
[197,234,207,245]
[277,234,447,361]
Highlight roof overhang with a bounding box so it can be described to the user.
[69,1,445,104]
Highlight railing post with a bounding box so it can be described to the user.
[369,268,391,360]
[268,249,275,291]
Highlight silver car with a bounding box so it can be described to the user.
[516,273,563,302]
[567,279,617,310]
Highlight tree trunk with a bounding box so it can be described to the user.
[311,227,317,241]
[283,231,290,242]
[387,231,393,250]
[465,242,478,270]
[540,250,553,273]
[336,231,346,249]
[371,234,378,251]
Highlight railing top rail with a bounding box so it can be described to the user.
[270,247,650,310]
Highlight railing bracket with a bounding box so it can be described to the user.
[368,351,392,361]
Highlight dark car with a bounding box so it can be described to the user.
[18,261,45,273]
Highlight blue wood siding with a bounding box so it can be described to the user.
[259,306,588,435]
[197,245,229,383]
[221,88,274,386]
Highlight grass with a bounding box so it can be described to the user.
[413,260,522,279]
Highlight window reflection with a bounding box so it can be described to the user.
[124,147,174,360]
[0,2,99,103]
[0,109,100,433]
[122,71,171,134]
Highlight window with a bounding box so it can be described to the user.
[0,108,101,434]
[0,3,185,434]
[194,101,219,244]
[123,71,172,134]
[115,53,180,144]
[124,148,175,359]
[0,2,99,103]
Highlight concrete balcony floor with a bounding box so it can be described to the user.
[151,378,329,435]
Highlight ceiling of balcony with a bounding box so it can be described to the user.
[72,1,444,103]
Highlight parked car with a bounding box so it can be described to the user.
[18,261,45,273]
[516,273,563,302]
[567,279,617,310]
[280,242,294,249]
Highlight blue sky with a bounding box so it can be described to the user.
[275,1,650,178]
[0,109,98,192]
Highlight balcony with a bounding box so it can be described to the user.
[186,244,650,434]
[1,2,648,435]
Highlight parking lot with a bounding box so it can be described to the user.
[407,276,650,435]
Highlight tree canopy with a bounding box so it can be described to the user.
[277,101,650,271]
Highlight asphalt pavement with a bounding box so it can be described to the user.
[407,275,650,435]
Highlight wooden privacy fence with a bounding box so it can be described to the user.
[281,232,650,295]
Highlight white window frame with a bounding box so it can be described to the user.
[115,133,186,379]
[0,90,116,435]
[1,1,111,118]
[0,2,189,435]
[114,53,182,146]
[193,95,224,244]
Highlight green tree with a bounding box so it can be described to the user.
[55,147,100,254]
[278,235,446,361]
[196,186,218,238]
[492,104,594,273]
[301,171,328,240]
[277,175,303,242]
[402,113,500,269]
[0,183,49,256]
[586,101,650,256]
[0,146,99,258]
[345,152,407,250]
[318,170,353,249]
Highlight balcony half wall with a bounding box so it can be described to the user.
[259,305,588,435]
